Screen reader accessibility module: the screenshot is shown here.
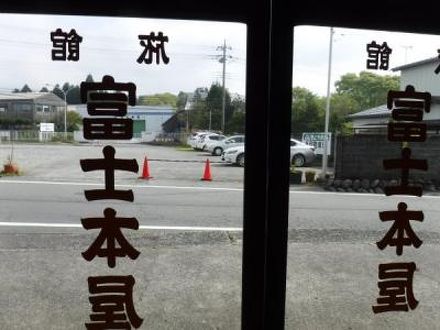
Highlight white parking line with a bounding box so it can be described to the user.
[1,179,439,198]
[0,221,243,231]
[0,179,243,192]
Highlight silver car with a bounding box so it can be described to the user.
[290,138,315,166]
[221,145,245,166]
[207,135,245,156]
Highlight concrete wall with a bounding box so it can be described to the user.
[335,134,440,180]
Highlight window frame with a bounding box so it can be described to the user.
[1,1,438,329]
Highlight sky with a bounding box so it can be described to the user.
[1,13,440,98]
[0,13,247,97]
[293,26,440,96]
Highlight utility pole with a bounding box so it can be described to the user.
[321,27,334,178]
[217,40,232,133]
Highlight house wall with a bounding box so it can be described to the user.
[128,112,173,133]
[352,116,388,127]
[401,62,440,95]
[0,101,34,120]
[335,134,440,181]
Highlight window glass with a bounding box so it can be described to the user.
[0,13,246,329]
[288,25,440,328]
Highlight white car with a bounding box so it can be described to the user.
[187,131,209,149]
[207,135,245,156]
[196,133,226,151]
[221,145,245,167]
[221,138,315,168]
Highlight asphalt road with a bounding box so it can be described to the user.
[2,143,440,329]
[1,179,440,233]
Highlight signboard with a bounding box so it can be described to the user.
[302,132,331,155]
[39,123,55,132]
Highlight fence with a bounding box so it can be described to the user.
[152,132,190,144]
[335,134,440,181]
[0,130,74,143]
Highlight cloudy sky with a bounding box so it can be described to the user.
[0,13,247,97]
[1,13,440,98]
[293,26,440,96]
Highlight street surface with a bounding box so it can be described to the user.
[1,143,440,329]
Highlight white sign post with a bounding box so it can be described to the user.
[39,123,55,132]
[302,132,331,155]
[39,123,55,142]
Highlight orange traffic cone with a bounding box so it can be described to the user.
[201,159,212,181]
[139,156,152,180]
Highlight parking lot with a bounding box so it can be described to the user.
[0,142,248,186]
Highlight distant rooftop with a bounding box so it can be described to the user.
[68,104,175,117]
[0,92,60,100]
[349,97,440,119]
[348,104,389,119]
[392,57,438,71]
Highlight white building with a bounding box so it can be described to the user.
[349,57,440,134]
[68,104,175,142]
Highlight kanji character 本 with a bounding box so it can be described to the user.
[80,145,139,201]
[373,262,418,313]
[82,208,140,267]
[50,28,83,61]
[377,202,423,255]
[366,41,392,70]
[383,147,427,196]
[137,32,170,65]
[86,275,143,329]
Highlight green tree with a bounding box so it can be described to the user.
[292,87,324,135]
[225,95,245,134]
[190,97,209,130]
[85,74,94,83]
[318,93,359,133]
[189,84,231,132]
[176,91,188,110]
[206,83,231,131]
[40,87,49,92]
[138,93,177,107]
[51,84,64,100]
[66,111,82,131]
[20,84,32,93]
[227,111,245,134]
[335,71,399,111]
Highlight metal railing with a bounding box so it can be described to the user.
[0,130,74,143]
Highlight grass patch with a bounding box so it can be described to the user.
[176,145,194,152]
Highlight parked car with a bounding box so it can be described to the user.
[207,135,245,156]
[196,133,226,151]
[221,145,245,167]
[221,138,315,168]
[187,131,209,149]
[290,138,315,167]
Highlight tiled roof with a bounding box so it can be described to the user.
[348,104,389,118]
[349,97,440,119]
